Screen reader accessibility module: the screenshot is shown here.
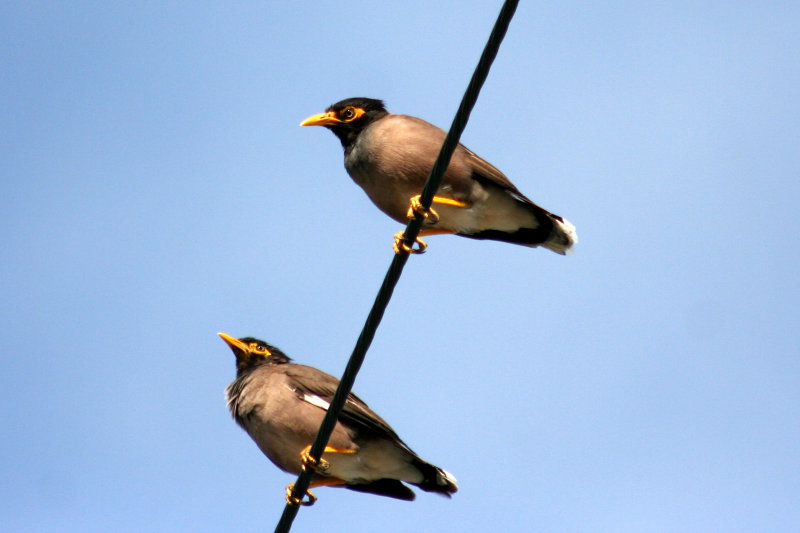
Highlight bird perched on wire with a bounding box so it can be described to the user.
[218,332,457,505]
[301,97,577,254]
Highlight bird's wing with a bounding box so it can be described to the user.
[461,145,537,204]
[285,365,402,442]
[387,114,531,201]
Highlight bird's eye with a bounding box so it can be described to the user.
[341,107,355,120]
[257,345,266,352]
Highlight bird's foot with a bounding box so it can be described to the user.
[406,195,440,224]
[393,231,427,255]
[300,445,330,474]
[285,483,317,507]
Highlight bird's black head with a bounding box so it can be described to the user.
[300,97,388,149]
[218,332,291,375]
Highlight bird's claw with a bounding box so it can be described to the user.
[300,448,330,474]
[286,483,317,506]
[393,231,427,255]
[406,195,439,224]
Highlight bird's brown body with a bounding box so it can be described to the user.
[220,333,457,501]
[302,98,578,254]
[346,114,549,237]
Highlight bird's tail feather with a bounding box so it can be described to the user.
[543,214,578,255]
[412,459,458,497]
[462,210,577,255]
[345,479,416,500]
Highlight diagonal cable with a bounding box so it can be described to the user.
[274,1,519,531]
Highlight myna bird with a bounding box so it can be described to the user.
[300,97,577,254]
[218,333,457,505]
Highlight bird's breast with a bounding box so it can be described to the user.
[344,138,424,223]
[227,370,363,475]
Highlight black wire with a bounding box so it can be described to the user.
[274,1,519,531]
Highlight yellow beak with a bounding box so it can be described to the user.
[218,332,249,353]
[299,111,341,127]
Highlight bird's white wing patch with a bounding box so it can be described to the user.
[302,393,330,411]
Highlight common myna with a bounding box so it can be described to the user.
[301,97,577,254]
[218,333,457,505]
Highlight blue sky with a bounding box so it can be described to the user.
[2,2,799,532]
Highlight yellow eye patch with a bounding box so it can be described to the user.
[339,106,366,122]
[248,342,272,356]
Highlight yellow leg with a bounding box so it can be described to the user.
[393,231,427,255]
[431,195,469,208]
[286,483,317,506]
[419,227,457,237]
[406,195,439,223]
[309,477,348,489]
[300,444,357,474]
[288,445,355,506]
[406,194,470,221]
[398,195,468,254]
[285,477,349,506]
